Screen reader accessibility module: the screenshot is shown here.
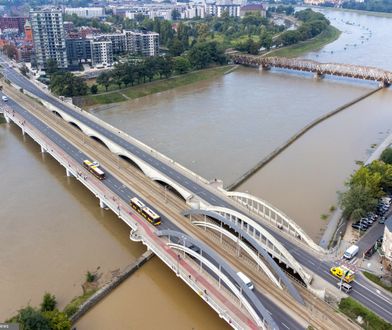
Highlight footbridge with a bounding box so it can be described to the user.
[230,54,392,87]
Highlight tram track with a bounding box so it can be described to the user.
[4,85,359,330]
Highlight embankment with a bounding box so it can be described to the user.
[70,250,154,324]
[227,86,383,191]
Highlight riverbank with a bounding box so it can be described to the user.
[266,25,341,58]
[75,66,235,109]
[320,121,392,248]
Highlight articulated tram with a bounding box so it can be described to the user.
[130,197,161,226]
[83,160,105,180]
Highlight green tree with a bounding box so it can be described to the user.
[339,184,378,221]
[381,148,392,164]
[42,310,71,330]
[174,56,191,74]
[168,38,184,56]
[49,72,88,97]
[46,59,59,76]
[16,306,51,330]
[90,84,98,94]
[40,293,56,312]
[96,71,111,91]
[349,166,383,199]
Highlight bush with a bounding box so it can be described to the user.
[41,292,57,312]
[86,271,95,283]
[90,84,98,94]
[63,304,79,318]
[381,148,392,165]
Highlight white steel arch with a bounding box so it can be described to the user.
[203,205,312,285]
[191,220,283,290]
[225,191,325,253]
[168,243,266,329]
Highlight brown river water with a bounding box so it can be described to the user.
[1,7,392,329]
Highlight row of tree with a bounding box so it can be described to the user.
[275,9,330,47]
[49,72,88,97]
[339,149,392,221]
[94,42,226,92]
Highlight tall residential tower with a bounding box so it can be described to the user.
[30,8,68,69]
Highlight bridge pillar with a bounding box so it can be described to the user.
[259,64,271,71]
[314,72,325,80]
[99,198,108,209]
[40,145,46,153]
[3,113,10,124]
[66,168,74,177]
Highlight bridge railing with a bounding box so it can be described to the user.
[4,106,257,330]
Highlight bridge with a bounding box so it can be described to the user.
[230,54,392,87]
[1,58,392,328]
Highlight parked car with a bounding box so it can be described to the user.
[352,223,367,231]
[379,216,386,224]
[1,95,8,102]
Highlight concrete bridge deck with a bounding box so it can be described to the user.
[2,58,392,325]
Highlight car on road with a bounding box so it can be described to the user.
[379,216,386,224]
[1,95,8,102]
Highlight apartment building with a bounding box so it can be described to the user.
[90,37,113,67]
[124,30,159,56]
[64,7,105,18]
[30,8,68,69]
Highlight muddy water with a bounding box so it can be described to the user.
[238,89,392,239]
[0,124,145,320]
[92,68,371,186]
[304,8,392,70]
[75,257,229,330]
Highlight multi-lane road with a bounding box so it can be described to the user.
[1,82,304,329]
[1,59,392,325]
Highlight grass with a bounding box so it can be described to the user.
[339,297,392,330]
[63,289,97,318]
[0,115,5,124]
[267,25,341,58]
[363,271,392,294]
[80,66,233,108]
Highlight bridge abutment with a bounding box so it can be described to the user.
[99,198,109,209]
[66,168,74,177]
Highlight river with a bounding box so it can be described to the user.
[2,7,392,328]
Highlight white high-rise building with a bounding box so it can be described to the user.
[30,8,68,69]
[65,7,105,18]
[90,37,113,67]
[123,30,159,57]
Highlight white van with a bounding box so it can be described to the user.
[237,271,254,290]
[2,95,8,102]
[343,245,359,260]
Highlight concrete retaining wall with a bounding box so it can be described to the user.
[227,86,383,190]
[70,250,154,324]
